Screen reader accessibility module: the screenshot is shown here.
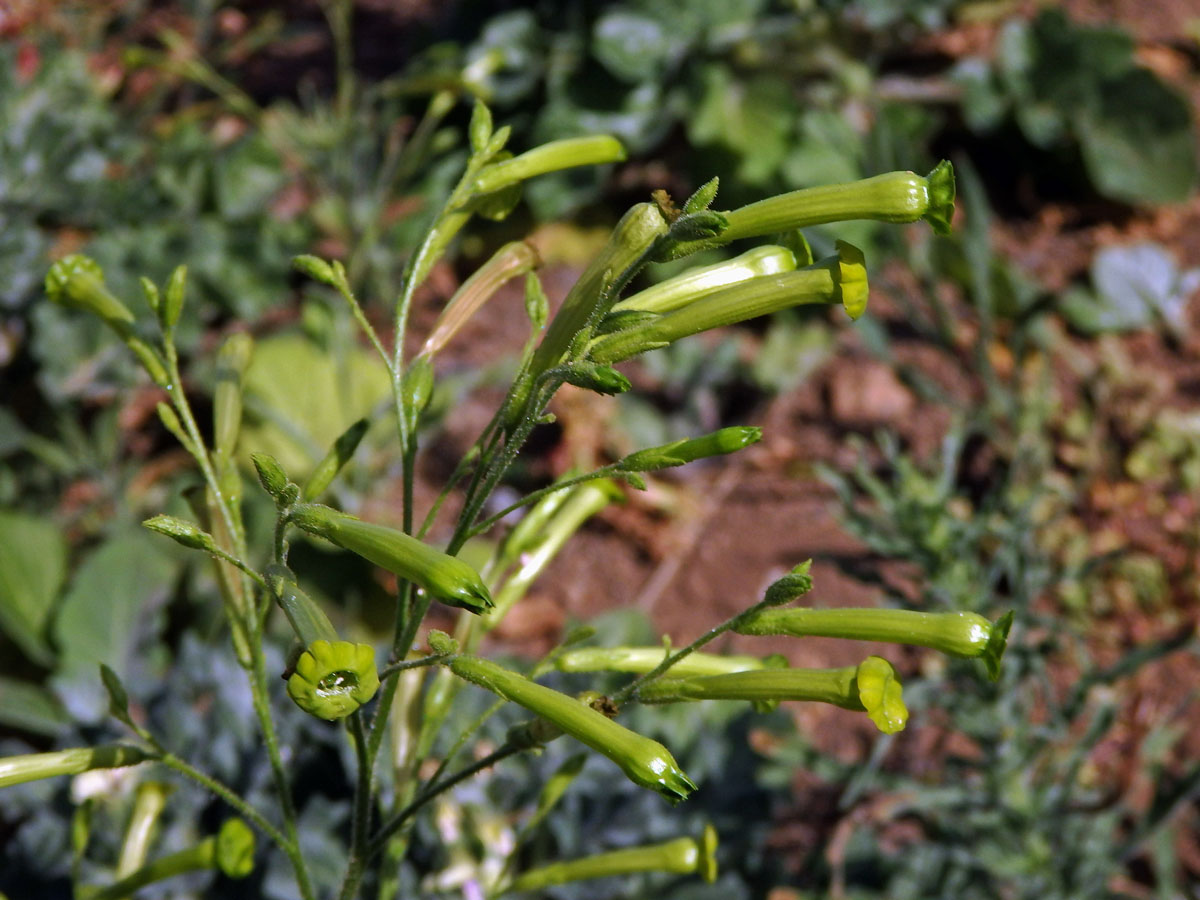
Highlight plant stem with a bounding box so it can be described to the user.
[340,711,373,900]
[467,466,619,538]
[155,752,290,860]
[366,744,523,862]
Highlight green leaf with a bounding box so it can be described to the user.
[213,135,285,220]
[1077,68,1197,205]
[52,534,174,705]
[593,12,677,84]
[0,510,67,665]
[689,64,793,185]
[0,676,69,736]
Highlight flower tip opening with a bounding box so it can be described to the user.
[855,656,908,734]
[834,240,869,320]
[982,610,1014,682]
[923,159,956,236]
[287,639,380,720]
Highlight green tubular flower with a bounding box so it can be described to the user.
[290,504,493,614]
[286,639,380,720]
[556,646,766,677]
[473,135,626,195]
[525,201,670,382]
[449,655,696,802]
[588,241,867,364]
[735,607,1014,680]
[611,245,797,316]
[636,657,908,734]
[45,255,136,325]
[503,824,718,893]
[719,161,956,240]
[0,745,152,790]
[617,426,762,472]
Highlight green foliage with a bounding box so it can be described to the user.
[956,8,1197,204]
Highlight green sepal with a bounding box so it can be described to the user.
[524,271,549,332]
[142,515,216,552]
[156,403,195,455]
[982,610,1014,681]
[427,629,459,655]
[562,362,631,395]
[302,418,369,501]
[683,177,720,214]
[292,254,337,287]
[286,639,380,720]
[99,663,132,726]
[594,308,659,337]
[139,277,160,314]
[469,98,493,154]
[252,453,297,506]
[161,264,187,331]
[763,559,814,606]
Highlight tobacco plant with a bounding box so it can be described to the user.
[0,101,1009,899]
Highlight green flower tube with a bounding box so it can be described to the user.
[636,657,908,734]
[525,201,670,385]
[473,135,626,195]
[617,426,762,472]
[266,565,339,648]
[736,608,1013,681]
[449,655,696,802]
[0,745,152,790]
[556,646,766,677]
[611,245,797,316]
[290,504,493,613]
[89,818,255,900]
[503,824,718,893]
[286,639,380,720]
[719,161,956,240]
[588,242,867,364]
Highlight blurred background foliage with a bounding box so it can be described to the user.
[2,0,1199,897]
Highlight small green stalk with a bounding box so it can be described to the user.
[611,245,797,316]
[588,242,867,364]
[473,136,626,195]
[0,745,152,789]
[718,161,955,240]
[736,608,1014,680]
[89,818,254,900]
[449,655,696,802]
[557,646,766,677]
[290,504,493,613]
[636,656,908,734]
[500,824,718,894]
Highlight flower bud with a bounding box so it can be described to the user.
[720,161,956,239]
[503,824,718,892]
[0,745,152,790]
[45,255,135,326]
[449,655,696,802]
[736,607,1013,681]
[290,504,493,614]
[473,135,626,196]
[617,426,761,472]
[286,639,380,720]
[142,515,216,552]
[301,417,369,501]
